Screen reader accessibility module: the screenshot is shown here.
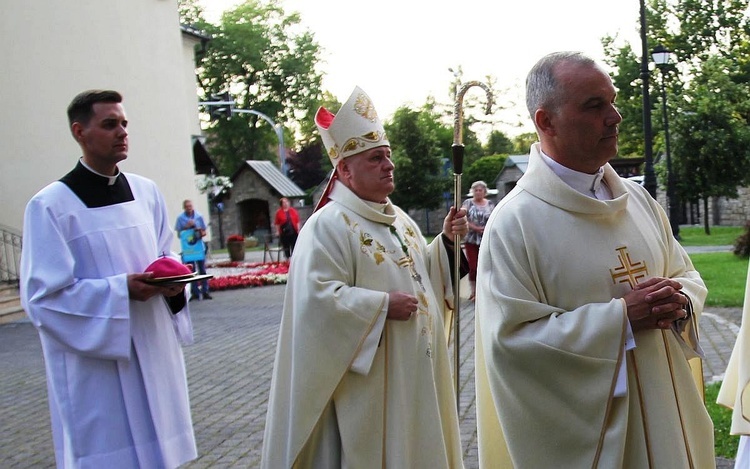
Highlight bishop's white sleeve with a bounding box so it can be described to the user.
[350,300,388,375]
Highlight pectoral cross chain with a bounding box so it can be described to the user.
[390,226,426,292]
[403,256,426,292]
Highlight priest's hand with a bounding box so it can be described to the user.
[387,291,418,321]
[622,277,689,332]
[127,273,184,301]
[442,206,468,240]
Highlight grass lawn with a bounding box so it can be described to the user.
[706,382,741,459]
[679,225,744,246]
[690,252,748,307]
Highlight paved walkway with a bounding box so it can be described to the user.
[0,248,740,467]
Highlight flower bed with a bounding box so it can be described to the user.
[207,260,289,291]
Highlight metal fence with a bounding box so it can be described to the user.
[0,224,21,285]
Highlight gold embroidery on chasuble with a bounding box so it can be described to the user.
[609,246,649,289]
[341,213,435,358]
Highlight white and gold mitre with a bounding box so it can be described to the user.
[314,86,389,165]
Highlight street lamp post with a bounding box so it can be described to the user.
[200,99,288,176]
[652,45,681,240]
[639,0,657,199]
[233,109,287,177]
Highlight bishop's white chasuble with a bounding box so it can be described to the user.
[261,182,463,468]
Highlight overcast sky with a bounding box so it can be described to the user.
[200,0,643,137]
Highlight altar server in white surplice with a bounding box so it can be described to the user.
[20,90,197,469]
[475,52,715,468]
[261,86,468,468]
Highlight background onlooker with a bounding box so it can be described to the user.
[175,199,211,300]
[461,180,495,300]
[274,197,300,260]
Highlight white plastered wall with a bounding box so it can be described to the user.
[0,0,209,251]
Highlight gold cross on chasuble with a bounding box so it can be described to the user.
[609,246,649,289]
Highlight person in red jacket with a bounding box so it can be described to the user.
[274,197,300,259]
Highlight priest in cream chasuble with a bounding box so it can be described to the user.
[475,53,714,469]
[261,86,467,468]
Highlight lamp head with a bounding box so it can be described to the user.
[652,44,673,67]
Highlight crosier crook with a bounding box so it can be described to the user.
[451,81,493,408]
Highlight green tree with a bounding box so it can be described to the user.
[671,55,750,233]
[511,132,538,154]
[604,0,750,233]
[464,154,507,193]
[178,0,204,25]
[484,130,514,156]
[196,0,324,175]
[386,106,452,210]
[601,36,645,158]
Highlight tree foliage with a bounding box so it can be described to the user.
[484,130,514,156]
[285,141,328,192]
[386,106,452,210]
[671,55,750,231]
[604,0,750,232]
[178,0,204,25]
[511,132,538,154]
[602,36,645,158]
[193,0,324,175]
[464,154,508,192]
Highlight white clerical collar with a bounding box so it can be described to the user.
[539,150,612,200]
[364,200,389,213]
[79,158,120,186]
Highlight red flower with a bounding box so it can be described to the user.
[207,261,290,291]
[226,234,244,243]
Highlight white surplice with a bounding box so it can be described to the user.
[21,172,196,469]
[261,181,463,468]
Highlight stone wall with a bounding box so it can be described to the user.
[407,207,451,236]
[495,167,524,197]
[711,187,750,226]
[637,186,750,229]
[223,169,275,239]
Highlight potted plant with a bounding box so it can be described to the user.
[226,234,245,261]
